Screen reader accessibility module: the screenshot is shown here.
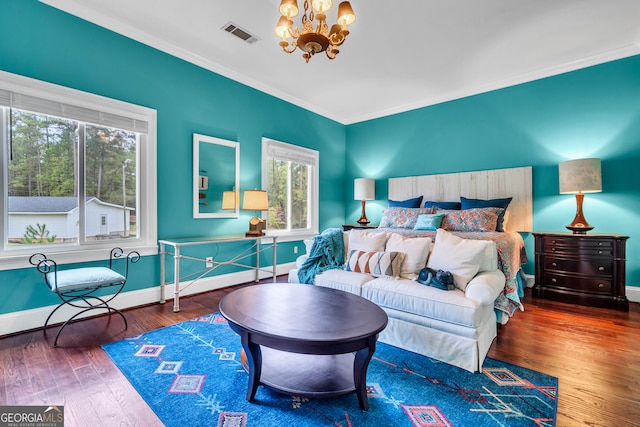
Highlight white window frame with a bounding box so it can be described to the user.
[0,71,157,270]
[261,137,318,242]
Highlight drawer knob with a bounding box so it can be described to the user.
[598,283,604,288]
[551,262,557,267]
[552,248,556,252]
[598,250,602,254]
[551,278,557,283]
[598,266,605,271]
[598,242,603,246]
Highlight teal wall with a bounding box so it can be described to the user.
[1,1,638,320]
[0,1,346,315]
[345,55,640,285]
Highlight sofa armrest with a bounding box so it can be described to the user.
[464,270,506,305]
[295,254,308,269]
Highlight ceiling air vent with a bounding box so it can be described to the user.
[222,22,259,44]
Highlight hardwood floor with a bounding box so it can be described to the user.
[1,279,639,427]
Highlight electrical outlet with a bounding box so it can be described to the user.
[294,246,299,254]
[205,256,213,268]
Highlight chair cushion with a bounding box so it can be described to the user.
[46,267,125,292]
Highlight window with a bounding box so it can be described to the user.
[262,137,318,240]
[0,71,157,269]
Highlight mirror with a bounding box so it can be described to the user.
[193,134,239,218]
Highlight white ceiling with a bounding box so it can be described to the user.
[41,0,640,125]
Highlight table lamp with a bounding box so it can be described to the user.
[242,189,268,236]
[559,158,602,234]
[354,178,375,225]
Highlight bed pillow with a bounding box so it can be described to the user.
[460,196,512,231]
[427,229,494,291]
[385,233,432,279]
[414,213,445,231]
[437,207,503,232]
[378,207,433,229]
[347,229,387,253]
[345,250,405,278]
[424,201,461,210]
[388,196,423,208]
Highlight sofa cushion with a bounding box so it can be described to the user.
[314,269,375,296]
[385,233,432,280]
[427,229,493,291]
[345,249,404,278]
[361,278,483,328]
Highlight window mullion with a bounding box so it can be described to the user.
[77,123,86,244]
[286,160,292,231]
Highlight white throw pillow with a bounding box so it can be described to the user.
[348,229,387,253]
[385,233,432,280]
[427,229,493,291]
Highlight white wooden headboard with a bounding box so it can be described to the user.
[388,166,532,232]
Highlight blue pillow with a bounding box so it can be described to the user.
[424,201,461,210]
[414,213,445,230]
[388,196,423,208]
[460,196,512,231]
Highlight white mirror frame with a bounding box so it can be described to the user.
[193,134,240,218]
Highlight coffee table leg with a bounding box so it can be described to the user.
[241,332,262,401]
[353,337,376,411]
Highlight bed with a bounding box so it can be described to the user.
[383,166,532,323]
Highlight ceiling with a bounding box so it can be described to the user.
[41,0,640,125]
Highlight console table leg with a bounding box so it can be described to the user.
[173,247,181,312]
[353,337,376,411]
[241,332,262,401]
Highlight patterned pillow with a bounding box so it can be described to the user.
[437,207,504,232]
[379,207,433,229]
[460,197,512,231]
[344,250,405,278]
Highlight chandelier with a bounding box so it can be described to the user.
[275,0,356,63]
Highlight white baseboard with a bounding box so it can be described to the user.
[626,285,640,303]
[0,262,296,337]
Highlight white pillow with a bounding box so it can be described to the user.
[348,229,387,253]
[385,233,431,280]
[427,229,493,291]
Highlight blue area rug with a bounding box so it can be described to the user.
[102,313,557,426]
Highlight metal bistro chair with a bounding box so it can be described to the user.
[29,248,140,347]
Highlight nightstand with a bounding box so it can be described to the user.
[532,232,629,311]
[342,224,378,231]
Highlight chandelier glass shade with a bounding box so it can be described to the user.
[275,0,356,62]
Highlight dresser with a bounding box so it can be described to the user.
[532,232,629,310]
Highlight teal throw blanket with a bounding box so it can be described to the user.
[297,228,345,284]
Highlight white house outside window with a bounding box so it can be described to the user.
[0,71,157,269]
[262,137,318,241]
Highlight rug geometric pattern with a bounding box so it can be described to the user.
[102,313,557,427]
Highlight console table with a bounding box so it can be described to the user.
[159,235,277,312]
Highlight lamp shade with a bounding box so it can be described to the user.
[559,158,602,194]
[221,191,237,210]
[242,190,269,210]
[354,178,375,200]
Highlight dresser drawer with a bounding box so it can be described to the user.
[543,273,612,295]
[543,237,613,257]
[544,257,612,276]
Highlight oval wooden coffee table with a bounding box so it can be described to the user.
[219,283,388,411]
